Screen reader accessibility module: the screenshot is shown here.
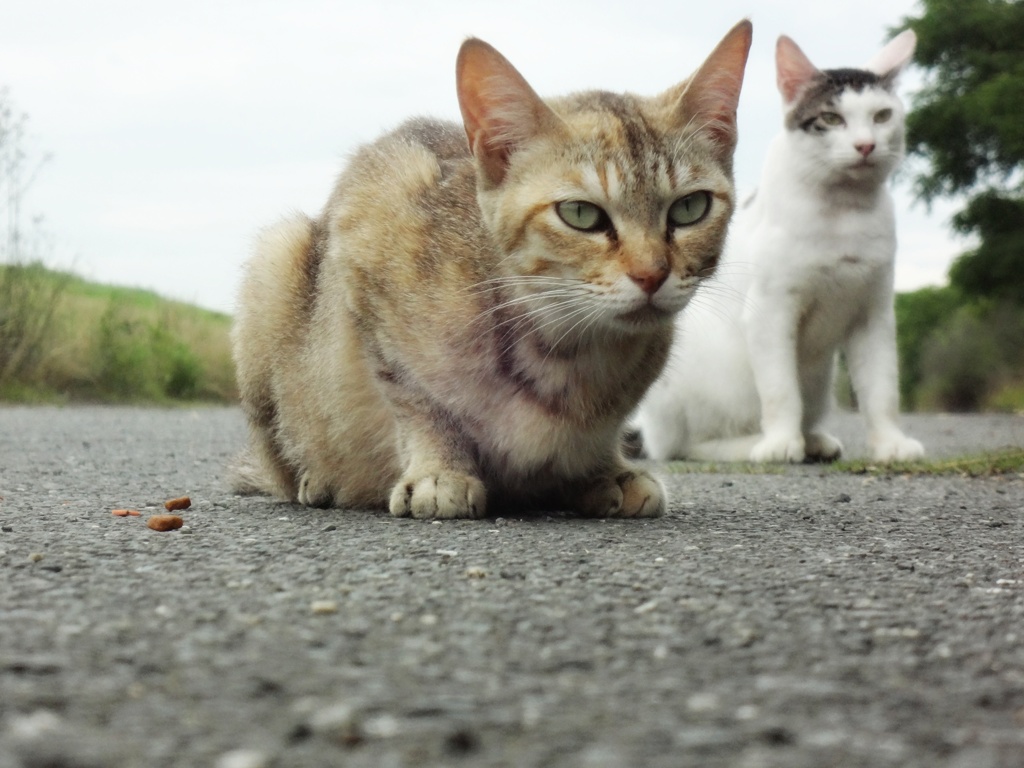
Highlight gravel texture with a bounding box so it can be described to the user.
[0,406,1022,768]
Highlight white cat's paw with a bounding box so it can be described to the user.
[805,431,843,462]
[750,433,805,463]
[871,435,924,463]
[577,469,665,518]
[298,471,334,508]
[389,472,487,519]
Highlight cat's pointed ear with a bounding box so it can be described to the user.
[776,35,821,104]
[675,19,753,158]
[863,29,917,79]
[456,38,564,187]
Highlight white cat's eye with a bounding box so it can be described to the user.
[556,200,608,232]
[819,112,845,127]
[668,191,711,228]
[874,108,893,124]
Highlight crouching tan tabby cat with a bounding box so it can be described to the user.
[232,21,752,518]
[636,30,924,464]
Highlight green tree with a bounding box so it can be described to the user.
[900,0,1024,302]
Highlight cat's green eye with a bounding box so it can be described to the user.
[668,191,711,228]
[874,108,893,124]
[556,200,608,232]
[819,112,845,127]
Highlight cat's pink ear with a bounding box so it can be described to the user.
[776,36,820,104]
[676,19,753,158]
[863,29,917,78]
[456,39,562,187]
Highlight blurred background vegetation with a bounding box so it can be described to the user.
[0,89,236,404]
[1,0,1022,409]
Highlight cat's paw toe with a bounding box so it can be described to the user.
[298,472,333,508]
[389,473,487,519]
[750,433,805,463]
[872,435,924,462]
[578,470,665,518]
[805,431,843,462]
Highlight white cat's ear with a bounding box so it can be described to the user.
[456,38,564,187]
[776,36,821,104]
[675,19,753,157]
[863,29,917,78]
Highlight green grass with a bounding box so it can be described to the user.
[831,449,1024,477]
[665,461,788,475]
[664,449,1024,478]
[0,264,236,404]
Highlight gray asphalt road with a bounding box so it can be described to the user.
[1,406,1023,768]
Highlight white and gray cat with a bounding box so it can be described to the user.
[636,30,925,463]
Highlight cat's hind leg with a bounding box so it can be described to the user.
[800,360,843,462]
[576,466,665,518]
[804,431,843,462]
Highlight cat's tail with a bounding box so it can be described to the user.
[229,445,267,496]
[229,437,297,501]
[687,435,761,462]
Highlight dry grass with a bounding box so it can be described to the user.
[0,265,236,403]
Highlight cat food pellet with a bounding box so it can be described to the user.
[311,600,338,615]
[164,496,191,511]
[147,514,184,532]
[111,509,140,517]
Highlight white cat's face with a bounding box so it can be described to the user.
[792,86,906,186]
[774,31,916,191]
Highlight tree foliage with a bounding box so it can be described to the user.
[900,0,1024,302]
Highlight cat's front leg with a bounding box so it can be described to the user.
[576,466,666,518]
[744,293,806,463]
[389,471,487,519]
[388,415,487,519]
[844,298,925,463]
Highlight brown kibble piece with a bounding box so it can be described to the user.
[147,515,184,532]
[164,496,191,511]
[112,509,129,517]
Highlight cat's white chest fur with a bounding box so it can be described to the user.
[741,154,897,359]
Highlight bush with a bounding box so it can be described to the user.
[94,302,206,402]
[913,302,1024,412]
[916,306,1003,411]
[894,286,965,409]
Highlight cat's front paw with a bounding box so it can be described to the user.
[389,472,487,519]
[577,469,666,518]
[750,433,805,463]
[871,434,924,463]
[298,471,334,508]
[805,431,843,462]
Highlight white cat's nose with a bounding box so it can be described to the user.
[855,142,876,158]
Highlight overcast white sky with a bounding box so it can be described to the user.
[1,0,966,314]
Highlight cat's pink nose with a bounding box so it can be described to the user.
[629,268,669,295]
[855,142,876,158]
